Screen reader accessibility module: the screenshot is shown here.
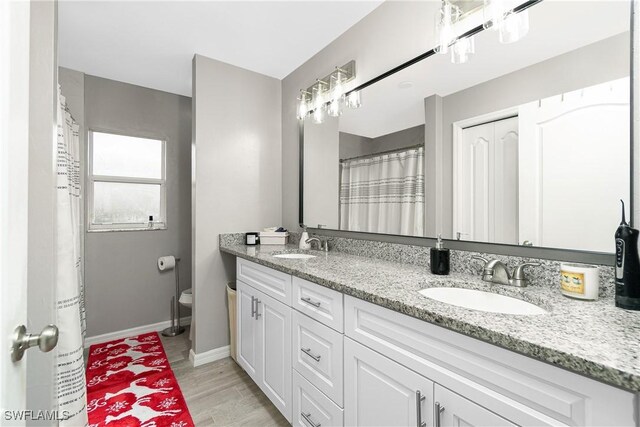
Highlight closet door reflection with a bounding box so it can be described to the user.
[455,117,519,245]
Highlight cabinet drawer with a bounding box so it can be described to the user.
[293,370,343,427]
[293,276,343,332]
[237,258,291,305]
[293,310,344,406]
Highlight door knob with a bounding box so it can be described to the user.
[11,324,59,362]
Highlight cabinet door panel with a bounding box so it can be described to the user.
[435,385,515,427]
[344,338,433,427]
[237,280,259,380]
[257,289,292,422]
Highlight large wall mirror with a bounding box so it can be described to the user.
[302,0,631,257]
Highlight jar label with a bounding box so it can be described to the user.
[561,271,585,295]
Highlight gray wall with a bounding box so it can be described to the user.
[192,55,282,354]
[339,125,425,160]
[59,69,193,338]
[432,33,630,238]
[304,116,340,229]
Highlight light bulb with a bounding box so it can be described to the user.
[435,1,460,54]
[498,9,529,44]
[451,36,475,64]
[483,0,505,30]
[328,98,342,117]
[312,105,325,124]
[330,69,345,102]
[296,91,309,120]
[346,91,361,109]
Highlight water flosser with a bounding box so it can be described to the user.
[615,200,640,310]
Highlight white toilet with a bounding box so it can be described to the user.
[179,288,192,308]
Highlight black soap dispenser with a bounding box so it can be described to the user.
[430,234,450,275]
[615,200,640,310]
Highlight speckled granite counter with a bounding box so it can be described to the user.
[220,241,640,393]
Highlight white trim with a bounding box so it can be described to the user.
[189,346,231,367]
[84,316,191,348]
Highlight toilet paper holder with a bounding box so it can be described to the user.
[158,256,186,337]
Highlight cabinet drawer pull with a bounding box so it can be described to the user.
[255,299,261,319]
[301,297,321,307]
[301,412,321,427]
[416,390,426,427]
[435,401,445,427]
[301,347,321,361]
[250,296,256,318]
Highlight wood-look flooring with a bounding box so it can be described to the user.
[160,327,290,426]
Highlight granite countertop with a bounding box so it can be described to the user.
[220,242,640,393]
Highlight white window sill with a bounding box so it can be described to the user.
[87,225,167,233]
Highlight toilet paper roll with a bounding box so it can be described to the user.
[158,255,176,271]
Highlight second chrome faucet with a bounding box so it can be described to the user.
[472,256,540,287]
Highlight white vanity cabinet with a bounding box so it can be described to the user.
[234,258,638,427]
[236,278,292,422]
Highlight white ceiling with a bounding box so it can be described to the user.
[58,0,383,97]
[338,0,630,138]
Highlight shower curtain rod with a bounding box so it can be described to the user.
[340,143,424,163]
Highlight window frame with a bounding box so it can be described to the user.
[87,129,167,232]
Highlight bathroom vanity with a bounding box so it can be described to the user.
[221,239,640,427]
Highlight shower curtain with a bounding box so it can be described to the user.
[340,146,425,236]
[56,88,88,426]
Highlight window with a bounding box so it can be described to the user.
[88,131,166,231]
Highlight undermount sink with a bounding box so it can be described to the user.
[273,253,317,260]
[419,287,546,315]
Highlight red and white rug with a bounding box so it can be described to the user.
[86,332,194,427]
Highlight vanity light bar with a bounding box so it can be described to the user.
[297,60,357,121]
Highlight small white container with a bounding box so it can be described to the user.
[259,231,289,245]
[560,263,600,300]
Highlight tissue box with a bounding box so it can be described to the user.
[259,231,289,245]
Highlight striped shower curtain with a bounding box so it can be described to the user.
[340,146,425,236]
[56,88,88,426]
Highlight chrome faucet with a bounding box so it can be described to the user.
[472,256,540,287]
[305,236,329,253]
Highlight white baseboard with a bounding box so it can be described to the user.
[189,345,230,367]
[84,316,192,348]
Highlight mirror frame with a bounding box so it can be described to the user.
[299,0,634,265]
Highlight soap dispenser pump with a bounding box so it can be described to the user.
[430,234,450,275]
[299,224,311,250]
[615,200,640,310]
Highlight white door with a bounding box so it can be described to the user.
[0,0,31,419]
[519,77,630,252]
[455,117,519,244]
[344,338,434,427]
[434,385,515,427]
[237,281,259,381]
[1,1,58,424]
[257,289,292,422]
